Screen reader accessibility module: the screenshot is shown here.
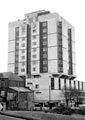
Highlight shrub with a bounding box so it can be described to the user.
[53,105,73,115]
[79,108,85,115]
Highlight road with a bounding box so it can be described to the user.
[0,115,25,120]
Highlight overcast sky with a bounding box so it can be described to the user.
[0,0,84,81]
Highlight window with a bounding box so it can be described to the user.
[32,42,36,45]
[16,40,19,43]
[51,78,54,90]
[32,61,36,65]
[16,43,19,46]
[22,62,25,66]
[35,84,39,89]
[21,49,25,53]
[15,51,18,55]
[33,67,36,71]
[43,66,47,71]
[15,57,18,61]
[43,41,47,46]
[82,82,83,91]
[43,35,47,39]
[33,29,36,33]
[43,53,47,58]
[43,61,47,64]
[22,26,25,35]
[59,78,61,90]
[29,17,33,22]
[21,44,25,47]
[21,68,25,72]
[43,29,47,33]
[33,35,36,39]
[42,22,47,27]
[32,48,36,52]
[15,27,19,36]
[15,68,18,74]
[64,79,66,90]
[22,37,25,41]
[74,81,76,89]
[43,48,47,52]
[15,63,18,67]
[78,81,80,90]
[15,46,19,50]
[21,56,25,59]
[15,54,19,57]
[32,55,36,58]
[69,80,71,89]
[33,23,36,28]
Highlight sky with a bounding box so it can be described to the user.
[0,0,85,81]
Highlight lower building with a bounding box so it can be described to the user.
[0,72,34,110]
[26,73,85,107]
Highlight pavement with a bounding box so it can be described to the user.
[0,114,24,120]
[0,110,85,120]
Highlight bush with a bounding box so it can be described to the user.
[79,108,85,115]
[53,105,73,115]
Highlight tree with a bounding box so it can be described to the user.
[62,86,84,107]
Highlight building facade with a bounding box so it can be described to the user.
[8,10,81,105]
[8,10,76,78]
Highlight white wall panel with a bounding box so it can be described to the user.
[72,41,75,53]
[19,51,26,62]
[19,50,26,62]
[55,77,59,89]
[72,53,76,64]
[48,34,57,47]
[31,48,40,61]
[71,80,74,89]
[48,60,58,74]
[83,82,85,91]
[48,47,57,60]
[48,19,57,34]
[19,24,27,37]
[75,81,78,89]
[8,64,15,73]
[63,61,68,74]
[34,90,49,101]
[71,27,75,41]
[8,52,15,63]
[19,39,27,50]
[66,79,70,89]
[18,62,26,75]
[63,48,68,62]
[62,36,68,49]
[62,19,68,37]
[31,36,39,48]
[80,82,82,90]
[31,61,40,75]
[73,64,76,76]
[51,90,64,101]
[61,78,64,89]
[8,41,15,52]
[8,27,15,40]
[31,22,39,35]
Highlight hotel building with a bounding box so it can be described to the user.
[8,10,85,104]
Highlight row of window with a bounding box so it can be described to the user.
[15,68,25,73]
[32,60,47,65]
[51,78,83,91]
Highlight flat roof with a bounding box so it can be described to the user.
[9,87,33,92]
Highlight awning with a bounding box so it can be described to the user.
[9,87,33,92]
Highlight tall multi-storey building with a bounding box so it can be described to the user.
[8,10,76,78]
[8,10,82,105]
